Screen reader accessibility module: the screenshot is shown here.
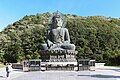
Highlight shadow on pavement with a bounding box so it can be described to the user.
[0,75,6,78]
[77,74,120,79]
[98,68,120,72]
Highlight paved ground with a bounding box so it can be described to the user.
[0,66,120,80]
[0,68,27,80]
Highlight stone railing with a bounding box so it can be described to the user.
[12,63,23,69]
[95,63,105,68]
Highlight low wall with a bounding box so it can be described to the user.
[95,63,105,68]
[12,63,23,69]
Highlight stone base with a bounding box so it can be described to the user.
[40,50,78,62]
[40,50,78,71]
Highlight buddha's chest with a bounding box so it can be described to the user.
[51,29,64,37]
[50,29,64,42]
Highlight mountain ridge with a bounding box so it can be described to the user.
[0,12,120,65]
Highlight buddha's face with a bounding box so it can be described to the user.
[52,17,63,28]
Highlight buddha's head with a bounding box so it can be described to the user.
[49,11,66,29]
[52,14,63,27]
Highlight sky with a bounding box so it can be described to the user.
[0,0,120,31]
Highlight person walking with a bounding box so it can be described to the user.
[6,63,13,78]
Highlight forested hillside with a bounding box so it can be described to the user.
[0,12,120,65]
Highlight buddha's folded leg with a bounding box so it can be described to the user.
[61,44,75,50]
[49,44,58,50]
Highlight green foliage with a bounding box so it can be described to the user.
[0,13,120,65]
[0,64,5,68]
[0,50,5,62]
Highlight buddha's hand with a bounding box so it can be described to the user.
[63,41,70,44]
[47,40,54,48]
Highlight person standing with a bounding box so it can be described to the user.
[6,63,13,78]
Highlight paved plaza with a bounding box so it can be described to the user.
[0,66,120,80]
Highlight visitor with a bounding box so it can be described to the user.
[6,63,13,78]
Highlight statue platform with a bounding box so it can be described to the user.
[39,50,78,71]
